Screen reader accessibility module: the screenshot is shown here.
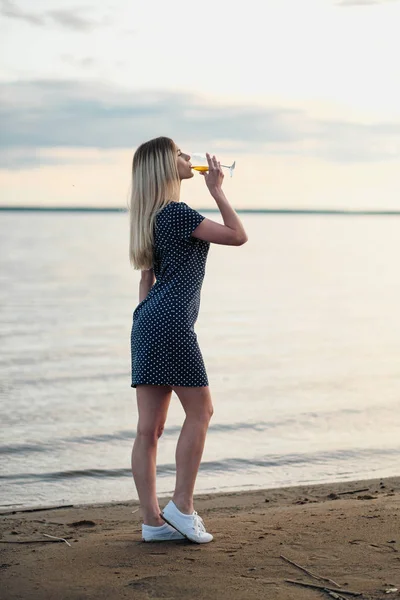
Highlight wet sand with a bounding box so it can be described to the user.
[1,476,399,599]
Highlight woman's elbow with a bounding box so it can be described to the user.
[234,232,248,246]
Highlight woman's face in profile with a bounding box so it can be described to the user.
[176,147,194,181]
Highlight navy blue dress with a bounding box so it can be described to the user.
[130,201,210,388]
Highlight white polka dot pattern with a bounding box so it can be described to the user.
[130,201,210,388]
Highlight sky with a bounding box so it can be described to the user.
[0,0,399,209]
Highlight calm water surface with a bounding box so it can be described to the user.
[0,211,399,508]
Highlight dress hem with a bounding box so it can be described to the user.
[131,382,209,389]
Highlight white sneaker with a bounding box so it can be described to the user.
[142,522,185,542]
[160,500,213,544]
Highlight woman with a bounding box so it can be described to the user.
[129,136,247,544]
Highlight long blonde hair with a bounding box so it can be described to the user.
[129,136,181,270]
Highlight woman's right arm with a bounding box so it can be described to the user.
[191,154,248,246]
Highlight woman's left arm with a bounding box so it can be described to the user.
[139,269,155,302]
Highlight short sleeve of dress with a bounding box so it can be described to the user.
[170,202,205,240]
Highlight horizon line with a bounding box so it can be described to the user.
[1,206,400,216]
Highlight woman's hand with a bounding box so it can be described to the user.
[200,153,224,194]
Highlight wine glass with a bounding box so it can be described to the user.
[190,153,236,177]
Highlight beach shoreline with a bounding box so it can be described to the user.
[1,475,399,599]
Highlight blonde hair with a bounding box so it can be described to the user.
[129,137,181,270]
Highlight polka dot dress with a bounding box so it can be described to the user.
[130,201,210,388]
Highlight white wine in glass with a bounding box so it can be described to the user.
[190,153,236,177]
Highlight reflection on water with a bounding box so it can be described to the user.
[0,212,399,508]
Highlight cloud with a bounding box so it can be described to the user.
[337,0,398,5]
[0,0,94,30]
[0,0,43,25]
[0,79,399,169]
[47,9,93,31]
[0,80,302,149]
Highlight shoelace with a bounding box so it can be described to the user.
[192,511,206,535]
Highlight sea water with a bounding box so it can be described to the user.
[1,210,399,508]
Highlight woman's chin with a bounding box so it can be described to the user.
[182,171,194,180]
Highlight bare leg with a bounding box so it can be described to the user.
[171,386,214,514]
[131,384,172,526]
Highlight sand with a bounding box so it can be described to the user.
[1,476,399,599]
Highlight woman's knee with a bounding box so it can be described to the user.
[136,422,165,442]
